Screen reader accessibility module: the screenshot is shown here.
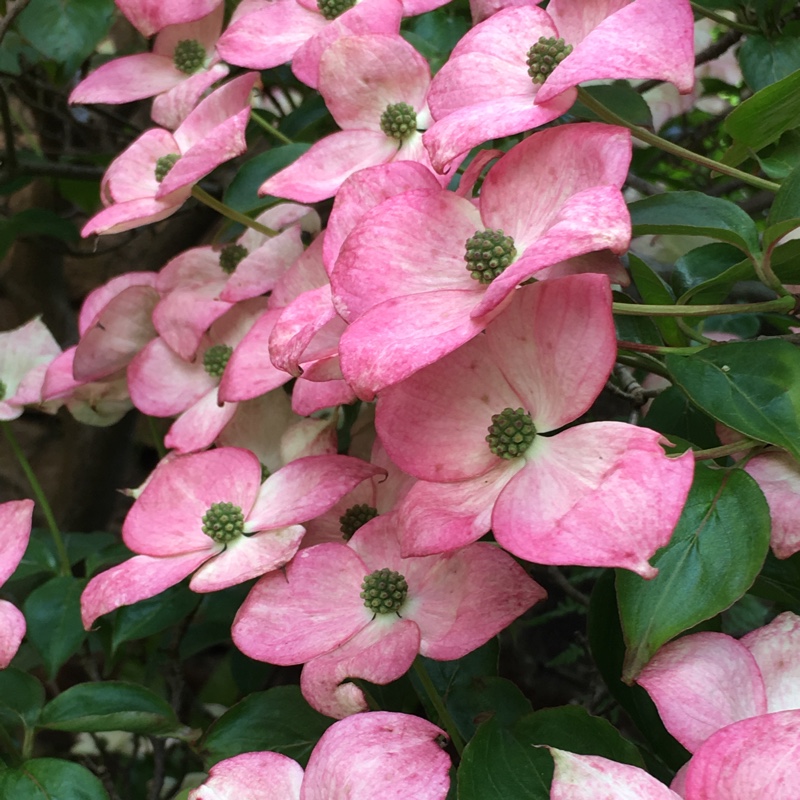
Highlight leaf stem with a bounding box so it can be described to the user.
[689,2,760,34]
[191,186,278,237]
[612,295,796,317]
[2,421,70,576]
[250,111,295,145]
[692,437,763,460]
[412,657,465,757]
[617,340,704,356]
[575,88,780,193]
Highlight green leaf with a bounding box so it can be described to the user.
[0,759,109,800]
[23,576,87,679]
[0,668,45,729]
[457,717,552,800]
[17,0,115,70]
[40,682,181,735]
[112,583,200,652]
[756,128,800,180]
[628,192,760,256]
[617,465,771,680]
[0,209,79,261]
[738,28,800,92]
[201,686,332,767]
[671,243,748,303]
[627,254,684,346]
[613,293,663,345]
[749,550,800,608]
[763,163,800,249]
[666,340,800,461]
[570,83,653,128]
[223,145,311,213]
[723,68,800,166]
[403,9,469,73]
[446,677,532,741]
[643,386,722,450]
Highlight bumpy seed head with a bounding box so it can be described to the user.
[339,504,378,541]
[360,568,408,615]
[465,228,517,284]
[155,153,180,183]
[0,379,5,401]
[316,0,356,19]
[203,344,233,377]
[202,501,245,543]
[380,102,417,142]
[526,36,573,84]
[219,243,249,274]
[486,407,536,459]
[260,463,271,483]
[173,39,206,74]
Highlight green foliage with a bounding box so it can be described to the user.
[616,465,770,680]
[738,26,800,91]
[0,759,109,799]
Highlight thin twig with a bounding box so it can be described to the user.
[545,567,590,607]
[0,0,32,44]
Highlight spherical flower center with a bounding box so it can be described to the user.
[155,153,180,183]
[360,568,408,615]
[339,504,378,541]
[380,102,417,142]
[316,0,356,19]
[526,36,573,84]
[173,39,207,74]
[0,379,6,401]
[465,229,517,284]
[486,407,536,459]
[202,501,245,543]
[203,344,233,377]
[219,243,249,274]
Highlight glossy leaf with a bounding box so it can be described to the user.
[667,341,800,460]
[39,682,181,734]
[446,677,532,741]
[628,254,683,346]
[0,668,45,729]
[617,465,770,680]
[628,192,760,255]
[764,163,800,249]
[201,686,332,767]
[671,243,748,304]
[643,386,721,450]
[23,576,87,680]
[750,550,800,608]
[738,29,800,92]
[571,83,653,128]
[0,759,109,800]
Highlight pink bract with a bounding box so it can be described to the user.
[82,73,257,236]
[636,612,800,754]
[260,35,440,202]
[333,122,632,398]
[189,712,451,799]
[376,274,694,573]
[0,499,34,668]
[80,447,383,628]
[116,0,221,37]
[232,512,545,717]
[424,0,694,170]
[70,6,228,129]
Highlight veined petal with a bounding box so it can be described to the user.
[232,542,371,664]
[189,752,303,800]
[115,0,221,37]
[741,612,800,713]
[486,275,616,433]
[123,447,262,556]
[81,195,188,237]
[637,632,767,753]
[493,423,694,577]
[300,621,420,718]
[0,499,34,587]
[538,0,695,104]
[189,525,305,591]
[151,64,230,130]
[550,749,681,800]
[81,551,213,629]
[0,600,26,669]
[260,130,399,203]
[291,377,356,416]
[247,455,383,530]
[163,386,237,453]
[301,712,450,800]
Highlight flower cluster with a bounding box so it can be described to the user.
[6,0,797,795]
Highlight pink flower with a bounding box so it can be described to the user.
[261,35,441,202]
[332,122,631,398]
[82,73,257,236]
[189,712,451,799]
[637,612,800,753]
[80,447,383,628]
[115,0,222,37]
[424,0,694,171]
[0,499,34,668]
[0,318,61,420]
[217,0,406,89]
[376,274,694,573]
[70,6,229,129]
[232,512,545,717]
